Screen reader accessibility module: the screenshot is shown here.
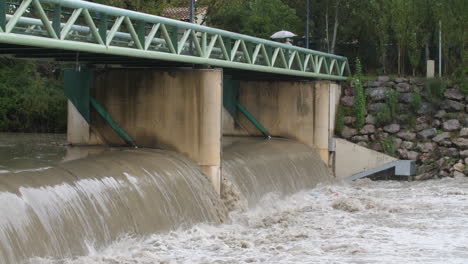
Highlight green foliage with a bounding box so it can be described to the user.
[375,104,392,127]
[382,135,396,156]
[410,91,422,112]
[207,0,301,39]
[335,105,345,135]
[424,78,447,103]
[384,90,399,119]
[352,58,365,130]
[0,59,66,133]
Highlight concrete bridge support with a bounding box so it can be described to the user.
[223,80,341,164]
[66,68,223,193]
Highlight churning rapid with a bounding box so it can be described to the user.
[0,136,332,263]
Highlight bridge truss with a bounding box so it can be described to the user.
[0,0,350,80]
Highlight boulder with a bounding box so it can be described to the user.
[414,173,434,181]
[441,99,465,112]
[378,76,390,82]
[435,110,447,119]
[443,119,461,132]
[444,89,465,101]
[365,81,382,88]
[432,119,441,128]
[394,77,407,83]
[416,123,430,131]
[396,82,411,92]
[420,153,433,163]
[453,138,468,149]
[399,93,414,104]
[407,151,420,160]
[341,126,357,139]
[453,171,465,178]
[360,124,376,135]
[433,132,451,143]
[418,128,437,140]
[401,141,415,150]
[417,102,435,115]
[357,142,368,148]
[397,149,408,159]
[352,135,369,142]
[384,124,400,133]
[417,142,436,153]
[341,96,354,107]
[460,150,468,158]
[366,115,376,125]
[397,131,417,141]
[367,87,389,101]
[453,163,465,172]
[369,103,386,112]
[393,138,403,149]
[410,78,424,85]
[440,140,453,147]
[344,116,356,125]
[460,128,468,138]
[441,147,459,158]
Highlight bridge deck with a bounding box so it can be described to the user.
[0,0,350,80]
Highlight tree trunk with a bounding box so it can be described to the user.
[425,40,430,61]
[325,3,330,53]
[330,0,340,54]
[397,44,401,76]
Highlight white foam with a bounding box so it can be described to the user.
[30,177,468,264]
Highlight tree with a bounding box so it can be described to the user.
[207,0,301,39]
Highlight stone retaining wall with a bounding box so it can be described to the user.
[337,76,468,180]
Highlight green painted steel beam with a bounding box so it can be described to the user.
[0,33,348,80]
[236,103,271,139]
[0,0,351,80]
[40,0,346,60]
[90,97,136,147]
[0,0,5,32]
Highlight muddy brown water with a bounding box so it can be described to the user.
[0,134,330,263]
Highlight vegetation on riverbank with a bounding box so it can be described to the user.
[0,59,66,133]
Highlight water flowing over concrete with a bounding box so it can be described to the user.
[0,135,332,263]
[0,149,226,263]
[222,137,331,209]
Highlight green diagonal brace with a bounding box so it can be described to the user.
[236,103,271,139]
[90,97,136,146]
[0,0,5,32]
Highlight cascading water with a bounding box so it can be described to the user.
[0,149,226,264]
[222,137,331,209]
[0,135,331,263]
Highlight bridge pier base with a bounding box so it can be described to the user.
[66,68,223,193]
[222,80,341,164]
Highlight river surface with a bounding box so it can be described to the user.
[1,134,468,264]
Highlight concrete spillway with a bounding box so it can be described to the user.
[0,138,331,263]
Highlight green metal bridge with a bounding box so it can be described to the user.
[0,0,350,80]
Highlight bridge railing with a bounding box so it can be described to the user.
[0,0,351,80]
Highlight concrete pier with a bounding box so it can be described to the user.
[67,68,223,193]
[67,68,343,191]
[223,80,341,164]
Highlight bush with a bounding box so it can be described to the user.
[335,105,345,135]
[384,90,399,119]
[352,58,366,130]
[424,78,447,103]
[382,136,396,156]
[410,91,422,112]
[0,59,66,133]
[375,104,392,127]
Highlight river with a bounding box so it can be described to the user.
[1,134,467,264]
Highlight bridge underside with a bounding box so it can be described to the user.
[0,43,319,81]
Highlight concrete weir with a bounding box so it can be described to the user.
[65,68,342,193]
